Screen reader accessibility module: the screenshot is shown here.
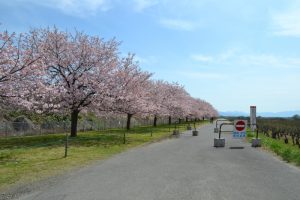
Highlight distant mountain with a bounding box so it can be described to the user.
[219,111,300,117]
[219,111,247,117]
[257,111,300,117]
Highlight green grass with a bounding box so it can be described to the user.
[0,121,207,191]
[247,131,300,166]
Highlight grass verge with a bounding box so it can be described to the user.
[0,121,207,191]
[247,132,300,166]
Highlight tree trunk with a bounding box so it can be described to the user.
[186,117,188,122]
[168,116,171,125]
[271,130,276,139]
[178,118,181,124]
[126,113,133,130]
[153,115,157,127]
[70,109,79,137]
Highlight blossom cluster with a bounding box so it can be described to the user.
[0,27,218,135]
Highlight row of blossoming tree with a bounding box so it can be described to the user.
[0,27,218,137]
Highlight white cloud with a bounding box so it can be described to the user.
[135,55,157,65]
[238,54,279,67]
[159,19,197,31]
[219,48,239,61]
[237,54,300,69]
[20,0,111,17]
[133,55,158,74]
[135,56,148,64]
[180,72,225,79]
[271,9,300,37]
[190,54,213,62]
[191,48,238,64]
[132,0,158,12]
[191,49,300,70]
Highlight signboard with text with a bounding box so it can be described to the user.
[233,120,247,139]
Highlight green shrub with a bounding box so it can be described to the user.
[270,143,281,155]
[281,148,292,162]
[295,155,300,166]
[246,132,254,138]
[256,133,300,166]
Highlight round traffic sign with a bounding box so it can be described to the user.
[235,120,246,131]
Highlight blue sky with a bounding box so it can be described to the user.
[1,0,300,113]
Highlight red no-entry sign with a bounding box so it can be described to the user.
[233,120,247,139]
[235,120,246,132]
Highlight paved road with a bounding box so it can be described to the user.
[11,123,300,200]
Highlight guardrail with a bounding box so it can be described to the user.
[214,119,229,133]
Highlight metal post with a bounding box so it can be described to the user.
[64,122,66,132]
[219,122,234,139]
[64,132,68,158]
[83,121,85,132]
[255,124,259,139]
[21,122,24,136]
[253,124,259,139]
[123,131,126,144]
[216,119,228,129]
[5,122,8,137]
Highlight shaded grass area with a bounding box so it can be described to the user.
[247,132,300,166]
[0,121,207,191]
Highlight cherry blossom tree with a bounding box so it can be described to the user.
[200,100,218,118]
[31,27,119,137]
[147,80,188,126]
[109,54,152,130]
[0,29,40,108]
[155,83,218,124]
[1,26,218,135]
[156,82,187,124]
[173,88,192,123]
[147,80,167,126]
[188,98,218,120]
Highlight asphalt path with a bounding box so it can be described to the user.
[9,122,300,200]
